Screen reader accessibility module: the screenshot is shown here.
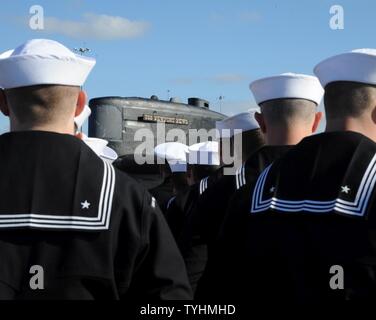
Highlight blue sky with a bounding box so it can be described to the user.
[0,0,374,132]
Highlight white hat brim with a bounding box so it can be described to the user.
[100,146,118,163]
[314,50,376,88]
[187,141,220,165]
[0,53,96,89]
[74,105,92,130]
[216,111,260,138]
[250,73,324,105]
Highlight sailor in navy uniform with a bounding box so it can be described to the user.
[0,39,192,300]
[196,73,324,299]
[192,111,265,247]
[165,141,220,293]
[197,111,265,194]
[150,142,188,215]
[149,173,174,215]
[200,50,376,301]
[194,74,323,247]
[166,141,220,235]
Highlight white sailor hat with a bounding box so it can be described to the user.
[154,142,188,173]
[0,50,13,89]
[83,136,118,164]
[0,49,13,59]
[74,105,92,131]
[216,110,260,139]
[250,73,324,106]
[187,141,220,166]
[0,39,96,89]
[314,49,376,88]
[101,146,119,164]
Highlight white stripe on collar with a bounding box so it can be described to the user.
[236,165,246,190]
[0,160,116,230]
[251,153,376,217]
[199,176,210,195]
[167,196,176,210]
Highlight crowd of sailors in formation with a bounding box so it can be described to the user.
[0,39,376,300]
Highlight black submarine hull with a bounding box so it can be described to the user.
[89,96,226,188]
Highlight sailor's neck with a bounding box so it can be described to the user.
[265,132,308,146]
[326,118,376,142]
[264,124,314,146]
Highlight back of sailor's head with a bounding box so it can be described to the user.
[259,98,318,127]
[0,39,96,132]
[250,73,323,127]
[186,141,220,185]
[249,73,324,145]
[314,49,376,121]
[4,85,82,128]
[216,111,265,163]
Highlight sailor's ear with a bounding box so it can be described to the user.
[0,90,10,117]
[371,106,376,125]
[254,112,266,133]
[312,111,323,133]
[75,90,87,117]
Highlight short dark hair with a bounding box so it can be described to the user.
[221,128,265,166]
[5,85,80,126]
[237,128,265,159]
[260,98,317,126]
[324,81,376,119]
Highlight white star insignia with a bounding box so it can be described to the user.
[81,200,91,209]
[341,186,351,194]
[151,197,156,209]
[270,186,276,193]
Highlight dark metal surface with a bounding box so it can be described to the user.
[89,96,226,187]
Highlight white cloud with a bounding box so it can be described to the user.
[43,13,150,40]
[210,74,247,84]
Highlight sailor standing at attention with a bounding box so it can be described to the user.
[202,50,376,301]
[197,110,265,196]
[166,141,221,239]
[0,39,192,300]
[195,72,324,299]
[192,110,265,248]
[150,142,189,215]
[195,74,323,249]
[165,141,220,293]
